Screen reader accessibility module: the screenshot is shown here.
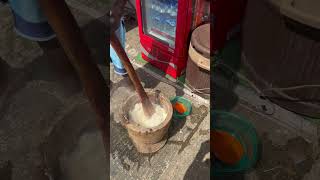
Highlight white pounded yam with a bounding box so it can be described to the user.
[129,103,167,128]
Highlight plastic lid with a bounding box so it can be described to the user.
[191,23,210,58]
[270,0,320,29]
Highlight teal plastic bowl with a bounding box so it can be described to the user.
[212,110,259,176]
[170,96,192,119]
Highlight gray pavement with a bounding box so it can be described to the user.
[110,64,210,180]
[1,0,320,180]
[213,78,320,180]
[0,1,108,180]
[0,0,210,179]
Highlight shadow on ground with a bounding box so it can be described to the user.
[183,140,210,180]
[0,12,108,180]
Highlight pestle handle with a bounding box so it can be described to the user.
[110,34,155,117]
[38,0,109,159]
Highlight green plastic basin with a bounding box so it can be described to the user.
[212,110,259,176]
[170,96,192,119]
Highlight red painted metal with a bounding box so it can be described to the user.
[193,0,210,29]
[135,0,194,79]
[211,0,247,52]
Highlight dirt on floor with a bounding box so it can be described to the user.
[213,78,320,180]
[256,136,314,180]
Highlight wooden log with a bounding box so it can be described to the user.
[38,0,109,157]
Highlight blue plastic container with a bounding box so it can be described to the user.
[9,0,55,41]
[110,17,127,75]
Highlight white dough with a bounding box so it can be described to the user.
[129,103,167,128]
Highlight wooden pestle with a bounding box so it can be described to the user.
[38,0,109,161]
[110,34,155,117]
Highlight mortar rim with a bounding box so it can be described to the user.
[121,89,173,133]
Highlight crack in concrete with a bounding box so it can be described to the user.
[166,105,208,154]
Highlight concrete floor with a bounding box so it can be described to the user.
[0,1,109,180]
[1,0,320,180]
[112,18,320,179]
[0,0,210,179]
[213,75,320,180]
[110,62,210,180]
[109,7,210,179]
